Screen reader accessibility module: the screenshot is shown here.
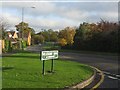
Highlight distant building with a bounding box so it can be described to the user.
[18,31,31,46]
[6,31,18,39]
[27,32,31,46]
[6,31,18,44]
[6,31,31,46]
[1,30,32,51]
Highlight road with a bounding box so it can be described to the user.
[26,45,119,89]
[60,52,119,89]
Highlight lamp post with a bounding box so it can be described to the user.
[19,6,35,50]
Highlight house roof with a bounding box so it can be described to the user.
[6,30,31,39]
[6,31,18,38]
[7,31,15,35]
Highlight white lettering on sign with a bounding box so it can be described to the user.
[41,50,58,60]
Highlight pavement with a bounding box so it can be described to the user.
[25,45,119,89]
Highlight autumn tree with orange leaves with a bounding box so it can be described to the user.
[58,27,76,46]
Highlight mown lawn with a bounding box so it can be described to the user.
[60,49,118,56]
[2,52,93,88]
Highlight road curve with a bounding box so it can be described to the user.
[59,52,119,89]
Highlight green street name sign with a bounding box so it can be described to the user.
[41,50,58,60]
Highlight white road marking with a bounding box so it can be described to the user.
[116,75,120,77]
[103,71,120,80]
[103,71,120,78]
[103,71,111,74]
[108,76,120,80]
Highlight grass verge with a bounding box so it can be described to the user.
[60,49,118,56]
[2,52,93,88]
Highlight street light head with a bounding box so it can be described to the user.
[31,7,35,8]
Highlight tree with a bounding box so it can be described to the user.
[40,29,58,42]
[15,22,35,48]
[40,29,50,42]
[58,27,76,46]
[33,34,45,44]
[58,38,67,46]
[74,20,119,52]
[48,29,58,42]
[15,22,35,38]
[0,18,10,39]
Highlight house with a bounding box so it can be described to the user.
[6,31,18,45]
[7,31,18,39]
[6,31,31,46]
[27,32,31,46]
[18,31,31,46]
[2,30,32,51]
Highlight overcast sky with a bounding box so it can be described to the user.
[0,0,119,33]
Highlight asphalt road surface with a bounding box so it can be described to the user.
[26,45,119,89]
[60,52,119,89]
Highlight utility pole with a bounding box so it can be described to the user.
[19,7,35,50]
[21,7,24,50]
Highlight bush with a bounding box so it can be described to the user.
[72,21,119,53]
[22,40,27,48]
[12,42,20,50]
[5,40,12,52]
[2,49,6,53]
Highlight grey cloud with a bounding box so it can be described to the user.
[1,1,118,32]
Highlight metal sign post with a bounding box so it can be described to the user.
[42,60,45,75]
[41,50,58,75]
[51,59,54,72]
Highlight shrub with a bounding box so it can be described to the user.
[22,40,27,48]
[5,40,12,52]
